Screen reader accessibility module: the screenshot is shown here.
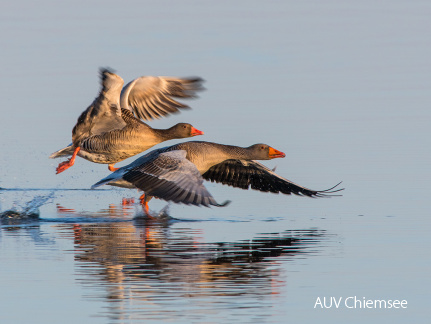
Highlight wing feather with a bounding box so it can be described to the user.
[72,69,126,145]
[202,160,344,197]
[121,150,222,206]
[120,76,204,121]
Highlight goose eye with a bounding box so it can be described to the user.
[261,146,265,150]
[183,125,187,129]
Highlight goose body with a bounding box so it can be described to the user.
[92,141,343,214]
[50,69,204,173]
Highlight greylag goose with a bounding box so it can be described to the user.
[91,141,343,215]
[50,68,205,174]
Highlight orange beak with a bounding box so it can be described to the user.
[190,127,204,136]
[268,147,286,159]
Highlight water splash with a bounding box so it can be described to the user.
[1,193,53,222]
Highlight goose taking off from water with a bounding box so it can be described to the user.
[50,68,205,174]
[92,141,343,216]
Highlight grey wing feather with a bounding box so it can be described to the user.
[72,69,126,144]
[202,160,344,197]
[90,147,163,189]
[121,150,221,206]
[91,173,135,189]
[120,76,204,121]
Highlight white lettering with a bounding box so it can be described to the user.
[365,299,374,308]
[318,296,408,309]
[332,297,343,308]
[323,297,333,308]
[314,297,323,308]
[355,296,363,308]
[374,300,387,308]
[345,296,354,308]
[314,297,344,308]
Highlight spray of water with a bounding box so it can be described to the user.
[1,193,54,220]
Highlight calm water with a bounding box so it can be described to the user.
[1,1,430,323]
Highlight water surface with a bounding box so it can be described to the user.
[1,1,430,323]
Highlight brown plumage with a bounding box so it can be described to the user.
[50,68,205,174]
[92,141,343,215]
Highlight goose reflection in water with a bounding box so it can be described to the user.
[55,203,330,307]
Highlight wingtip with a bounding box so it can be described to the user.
[316,181,345,197]
[99,67,116,75]
[323,181,345,192]
[184,76,205,83]
[99,67,118,84]
[90,181,104,190]
[182,77,206,93]
[217,200,231,207]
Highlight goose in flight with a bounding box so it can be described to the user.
[50,68,205,174]
[92,141,343,216]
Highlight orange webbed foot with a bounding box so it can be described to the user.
[56,160,73,174]
[55,146,80,174]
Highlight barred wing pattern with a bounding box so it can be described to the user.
[121,76,205,121]
[122,150,227,206]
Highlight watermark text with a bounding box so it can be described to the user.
[314,296,407,309]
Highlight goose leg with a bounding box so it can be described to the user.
[139,193,153,217]
[108,164,119,172]
[56,147,80,174]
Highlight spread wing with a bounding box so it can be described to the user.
[120,76,204,121]
[202,160,344,197]
[121,150,227,206]
[72,69,126,144]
